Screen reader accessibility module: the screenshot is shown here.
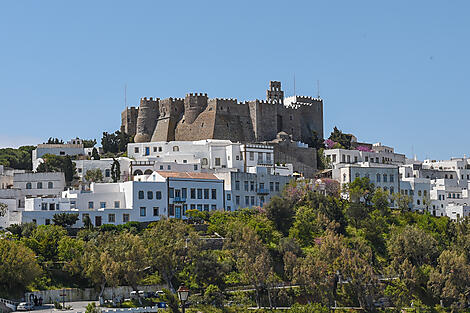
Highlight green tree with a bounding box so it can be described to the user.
[144,218,193,291]
[371,187,391,216]
[58,236,85,274]
[91,148,100,160]
[111,158,121,182]
[81,231,148,297]
[265,196,294,236]
[162,288,180,313]
[22,224,67,263]
[0,146,35,170]
[84,169,103,183]
[101,130,133,154]
[53,213,79,228]
[36,154,76,183]
[203,284,224,309]
[0,240,42,293]
[0,202,7,217]
[85,302,101,313]
[328,127,352,149]
[428,249,470,309]
[82,139,97,148]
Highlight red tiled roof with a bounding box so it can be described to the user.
[156,171,220,180]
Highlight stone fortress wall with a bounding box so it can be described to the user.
[121,81,323,146]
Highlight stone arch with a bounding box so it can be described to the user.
[133,169,143,176]
[144,169,153,175]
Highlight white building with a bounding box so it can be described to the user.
[74,157,132,183]
[215,167,292,211]
[127,140,291,177]
[13,172,66,198]
[32,139,94,171]
[324,143,406,168]
[18,171,224,227]
[333,163,400,194]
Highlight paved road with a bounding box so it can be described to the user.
[21,301,96,313]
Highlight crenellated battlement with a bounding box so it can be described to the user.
[185,93,208,97]
[123,80,323,145]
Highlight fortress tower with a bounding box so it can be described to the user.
[151,97,184,141]
[134,97,159,143]
[184,93,208,124]
[120,80,323,146]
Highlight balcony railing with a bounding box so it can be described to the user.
[257,188,270,195]
[173,197,187,203]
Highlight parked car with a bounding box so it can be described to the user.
[16,303,34,311]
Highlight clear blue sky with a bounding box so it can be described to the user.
[0,1,468,160]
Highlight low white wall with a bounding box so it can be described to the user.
[25,285,167,303]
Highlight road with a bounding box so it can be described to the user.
[22,301,95,313]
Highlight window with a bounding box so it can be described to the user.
[418,190,422,197]
[197,189,203,199]
[100,202,106,209]
[48,182,53,189]
[211,189,217,199]
[153,207,159,216]
[250,181,254,191]
[105,169,111,177]
[202,158,208,166]
[41,203,47,210]
[227,193,231,201]
[190,204,196,210]
[158,147,162,152]
[138,191,144,199]
[354,156,358,163]
[365,156,369,162]
[114,201,120,208]
[383,174,387,182]
[45,219,50,225]
[173,146,179,152]
[211,204,217,211]
[153,147,157,152]
[169,188,174,198]
[160,165,164,170]
[250,196,255,205]
[140,207,146,216]
[270,182,274,191]
[258,152,263,161]
[244,181,249,191]
[182,188,187,199]
[347,155,351,163]
[235,181,240,190]
[134,147,139,153]
[167,165,171,170]
[49,203,55,210]
[417,200,420,205]
[155,191,162,200]
[245,196,250,206]
[236,196,240,205]
[26,182,32,189]
[275,182,280,191]
[249,152,254,161]
[88,201,94,209]
[147,191,153,199]
[204,189,209,199]
[194,164,198,170]
[376,174,381,183]
[215,158,221,166]
[169,204,174,216]
[108,214,115,223]
[197,204,202,211]
[37,182,43,189]
[390,174,394,182]
[424,190,427,196]
[190,188,196,199]
[123,214,130,222]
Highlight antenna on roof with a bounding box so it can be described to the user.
[293,73,296,97]
[317,80,320,98]
[124,83,127,107]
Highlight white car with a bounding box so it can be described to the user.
[16,303,34,311]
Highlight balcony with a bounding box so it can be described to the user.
[257,188,270,195]
[173,197,187,203]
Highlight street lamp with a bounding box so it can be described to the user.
[177,285,190,313]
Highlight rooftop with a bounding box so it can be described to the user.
[156,171,219,180]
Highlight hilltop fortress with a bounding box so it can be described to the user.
[121,81,323,146]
